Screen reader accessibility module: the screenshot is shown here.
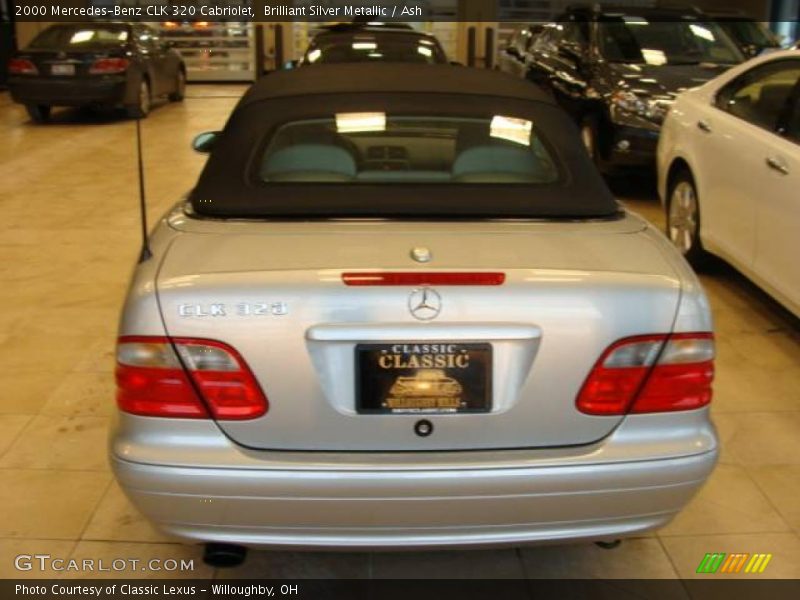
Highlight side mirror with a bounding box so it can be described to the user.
[505,47,520,58]
[192,131,220,154]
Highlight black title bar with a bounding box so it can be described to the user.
[13,1,459,22]
[4,579,800,600]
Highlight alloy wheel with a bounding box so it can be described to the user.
[669,181,699,254]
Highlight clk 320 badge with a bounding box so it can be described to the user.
[178,302,289,317]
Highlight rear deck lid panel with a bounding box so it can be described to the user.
[156,218,681,451]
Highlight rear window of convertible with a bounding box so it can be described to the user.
[29,25,129,49]
[257,114,560,185]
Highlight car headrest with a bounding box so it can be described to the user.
[756,83,793,121]
[262,144,357,180]
[452,145,550,181]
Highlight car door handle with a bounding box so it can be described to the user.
[697,120,712,133]
[765,156,789,175]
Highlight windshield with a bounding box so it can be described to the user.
[717,20,780,49]
[598,18,742,65]
[258,114,559,185]
[305,38,446,64]
[29,25,129,50]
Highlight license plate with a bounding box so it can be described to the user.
[51,64,75,76]
[356,342,491,414]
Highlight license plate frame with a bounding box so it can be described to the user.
[355,342,492,415]
[51,63,75,76]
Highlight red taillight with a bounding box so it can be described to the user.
[115,336,267,420]
[342,272,506,286]
[577,333,714,415]
[8,58,38,75]
[89,58,129,75]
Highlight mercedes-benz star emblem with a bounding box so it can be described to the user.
[408,287,442,321]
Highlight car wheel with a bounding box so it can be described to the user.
[25,104,51,123]
[667,170,710,268]
[126,79,151,119]
[168,69,186,102]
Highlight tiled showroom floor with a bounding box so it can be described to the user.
[0,86,798,581]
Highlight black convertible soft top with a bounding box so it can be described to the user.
[189,64,618,220]
[238,63,556,105]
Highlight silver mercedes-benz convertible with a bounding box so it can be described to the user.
[111,64,717,562]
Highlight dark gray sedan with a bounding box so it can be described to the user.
[7,22,185,122]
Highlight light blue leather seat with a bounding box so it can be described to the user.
[262,144,357,182]
[452,145,553,183]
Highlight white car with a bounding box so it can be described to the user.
[657,49,800,317]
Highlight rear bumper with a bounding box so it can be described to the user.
[8,76,129,107]
[111,411,718,549]
[113,450,715,549]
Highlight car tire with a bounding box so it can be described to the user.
[126,79,151,119]
[25,104,51,123]
[168,69,186,102]
[667,169,710,269]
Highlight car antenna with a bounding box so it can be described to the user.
[135,116,152,263]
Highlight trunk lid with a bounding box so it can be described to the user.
[21,48,124,78]
[156,212,681,451]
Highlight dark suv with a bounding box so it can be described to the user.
[523,5,744,169]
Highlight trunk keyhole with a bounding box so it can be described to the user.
[414,420,434,437]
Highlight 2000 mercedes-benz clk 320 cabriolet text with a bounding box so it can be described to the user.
[111,64,717,561]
